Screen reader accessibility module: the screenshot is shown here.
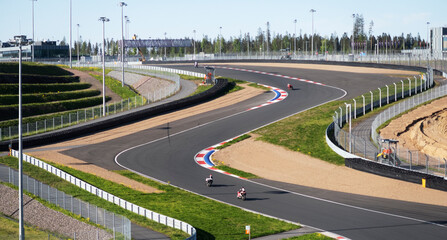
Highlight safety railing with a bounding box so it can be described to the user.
[0,164,127,240]
[330,66,447,178]
[9,149,197,239]
[0,65,205,141]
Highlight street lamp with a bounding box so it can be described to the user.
[31,0,37,62]
[10,36,32,240]
[294,19,297,56]
[119,2,127,87]
[164,32,167,59]
[219,26,222,56]
[310,9,316,56]
[426,21,430,55]
[99,17,109,117]
[76,24,80,65]
[125,16,130,40]
[193,29,196,60]
[69,0,72,68]
[352,14,356,57]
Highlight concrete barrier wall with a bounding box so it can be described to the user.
[345,158,447,191]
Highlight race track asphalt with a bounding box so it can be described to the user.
[63,63,447,240]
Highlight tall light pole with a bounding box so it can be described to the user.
[120,2,127,87]
[294,19,297,56]
[164,32,167,59]
[125,16,130,40]
[426,21,430,53]
[352,14,356,57]
[31,0,37,62]
[69,0,72,68]
[76,24,80,65]
[219,26,222,56]
[99,17,109,117]
[193,29,196,60]
[310,9,316,56]
[11,36,31,240]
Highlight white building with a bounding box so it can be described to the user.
[430,26,447,59]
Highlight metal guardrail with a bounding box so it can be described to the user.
[9,149,197,239]
[330,66,447,178]
[0,164,129,240]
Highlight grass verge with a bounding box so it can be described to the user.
[254,100,345,165]
[0,156,299,240]
[281,233,334,240]
[0,213,68,240]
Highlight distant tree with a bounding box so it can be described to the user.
[60,37,67,46]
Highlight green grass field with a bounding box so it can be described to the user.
[0,155,299,240]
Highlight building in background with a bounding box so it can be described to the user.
[430,26,447,59]
[0,35,69,61]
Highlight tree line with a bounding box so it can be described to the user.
[60,15,429,58]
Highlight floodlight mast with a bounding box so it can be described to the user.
[10,36,32,240]
[99,17,110,116]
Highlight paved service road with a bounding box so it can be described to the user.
[65,63,447,240]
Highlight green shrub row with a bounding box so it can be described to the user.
[0,62,72,76]
[0,83,91,94]
[0,96,110,121]
[0,73,79,84]
[0,89,101,105]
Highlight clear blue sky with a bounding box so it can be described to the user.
[1,0,445,45]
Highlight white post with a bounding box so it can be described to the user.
[414,76,417,94]
[378,88,382,108]
[386,85,389,104]
[339,107,342,127]
[362,95,365,115]
[408,78,411,96]
[393,83,397,102]
[370,91,373,111]
[400,80,404,99]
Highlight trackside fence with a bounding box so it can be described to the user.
[9,150,197,240]
[331,66,447,178]
[0,164,126,240]
[0,65,205,141]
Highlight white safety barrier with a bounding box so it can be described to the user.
[10,149,197,240]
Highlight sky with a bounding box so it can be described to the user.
[0,0,446,45]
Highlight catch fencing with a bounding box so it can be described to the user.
[0,65,205,141]
[0,164,129,240]
[332,66,447,178]
[9,150,197,240]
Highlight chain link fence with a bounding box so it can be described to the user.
[9,150,197,239]
[332,67,447,177]
[0,64,204,141]
[0,164,130,240]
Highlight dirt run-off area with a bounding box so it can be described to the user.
[380,96,447,159]
[26,64,447,208]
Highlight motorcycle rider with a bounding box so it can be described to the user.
[206,174,213,182]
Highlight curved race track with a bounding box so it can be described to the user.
[65,63,447,240]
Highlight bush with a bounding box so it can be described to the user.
[0,73,79,84]
[0,89,101,105]
[0,62,72,76]
[0,83,91,94]
[0,96,110,121]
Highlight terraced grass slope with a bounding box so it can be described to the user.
[0,62,108,121]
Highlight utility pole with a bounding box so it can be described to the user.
[120,2,127,87]
[294,19,297,56]
[310,9,316,56]
[352,14,355,57]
